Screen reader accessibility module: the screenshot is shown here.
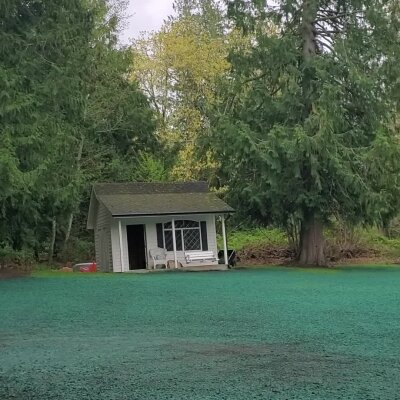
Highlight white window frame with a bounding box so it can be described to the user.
[163,220,203,252]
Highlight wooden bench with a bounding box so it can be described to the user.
[184,251,218,264]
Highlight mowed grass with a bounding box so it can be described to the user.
[1,267,400,399]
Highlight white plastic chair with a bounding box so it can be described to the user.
[149,248,169,270]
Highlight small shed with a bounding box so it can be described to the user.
[87,182,234,272]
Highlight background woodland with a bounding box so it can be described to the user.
[1,0,400,267]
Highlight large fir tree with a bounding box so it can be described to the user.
[212,0,400,265]
[0,0,156,261]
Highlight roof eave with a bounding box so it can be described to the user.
[111,210,235,218]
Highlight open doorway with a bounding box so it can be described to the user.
[127,225,146,270]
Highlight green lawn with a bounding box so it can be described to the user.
[1,267,400,399]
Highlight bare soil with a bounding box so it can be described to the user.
[0,258,33,277]
[0,270,30,280]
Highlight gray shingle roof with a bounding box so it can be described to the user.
[93,182,234,217]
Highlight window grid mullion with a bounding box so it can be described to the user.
[163,221,202,252]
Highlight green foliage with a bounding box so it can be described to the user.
[132,0,230,182]
[60,237,94,264]
[227,226,400,261]
[356,229,400,258]
[222,228,287,251]
[209,0,400,264]
[0,0,94,251]
[134,152,170,182]
[0,244,34,271]
[0,0,157,264]
[2,0,400,267]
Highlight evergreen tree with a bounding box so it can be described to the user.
[0,0,156,262]
[211,0,400,265]
[0,0,93,253]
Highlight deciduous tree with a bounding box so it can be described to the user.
[131,0,230,181]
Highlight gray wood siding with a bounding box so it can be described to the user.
[94,202,112,272]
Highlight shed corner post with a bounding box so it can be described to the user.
[221,215,228,266]
[118,219,124,273]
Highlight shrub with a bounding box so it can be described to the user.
[221,228,288,251]
[59,237,94,264]
[222,225,400,264]
[0,245,35,272]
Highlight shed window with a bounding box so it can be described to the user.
[163,220,202,251]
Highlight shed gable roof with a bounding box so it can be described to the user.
[90,182,234,219]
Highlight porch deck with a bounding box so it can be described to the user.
[127,265,228,274]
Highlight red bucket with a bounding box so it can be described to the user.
[80,262,97,273]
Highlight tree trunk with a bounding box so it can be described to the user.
[62,133,84,255]
[48,217,57,264]
[301,0,318,114]
[62,213,74,254]
[298,213,326,266]
[301,0,318,62]
[298,1,325,267]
